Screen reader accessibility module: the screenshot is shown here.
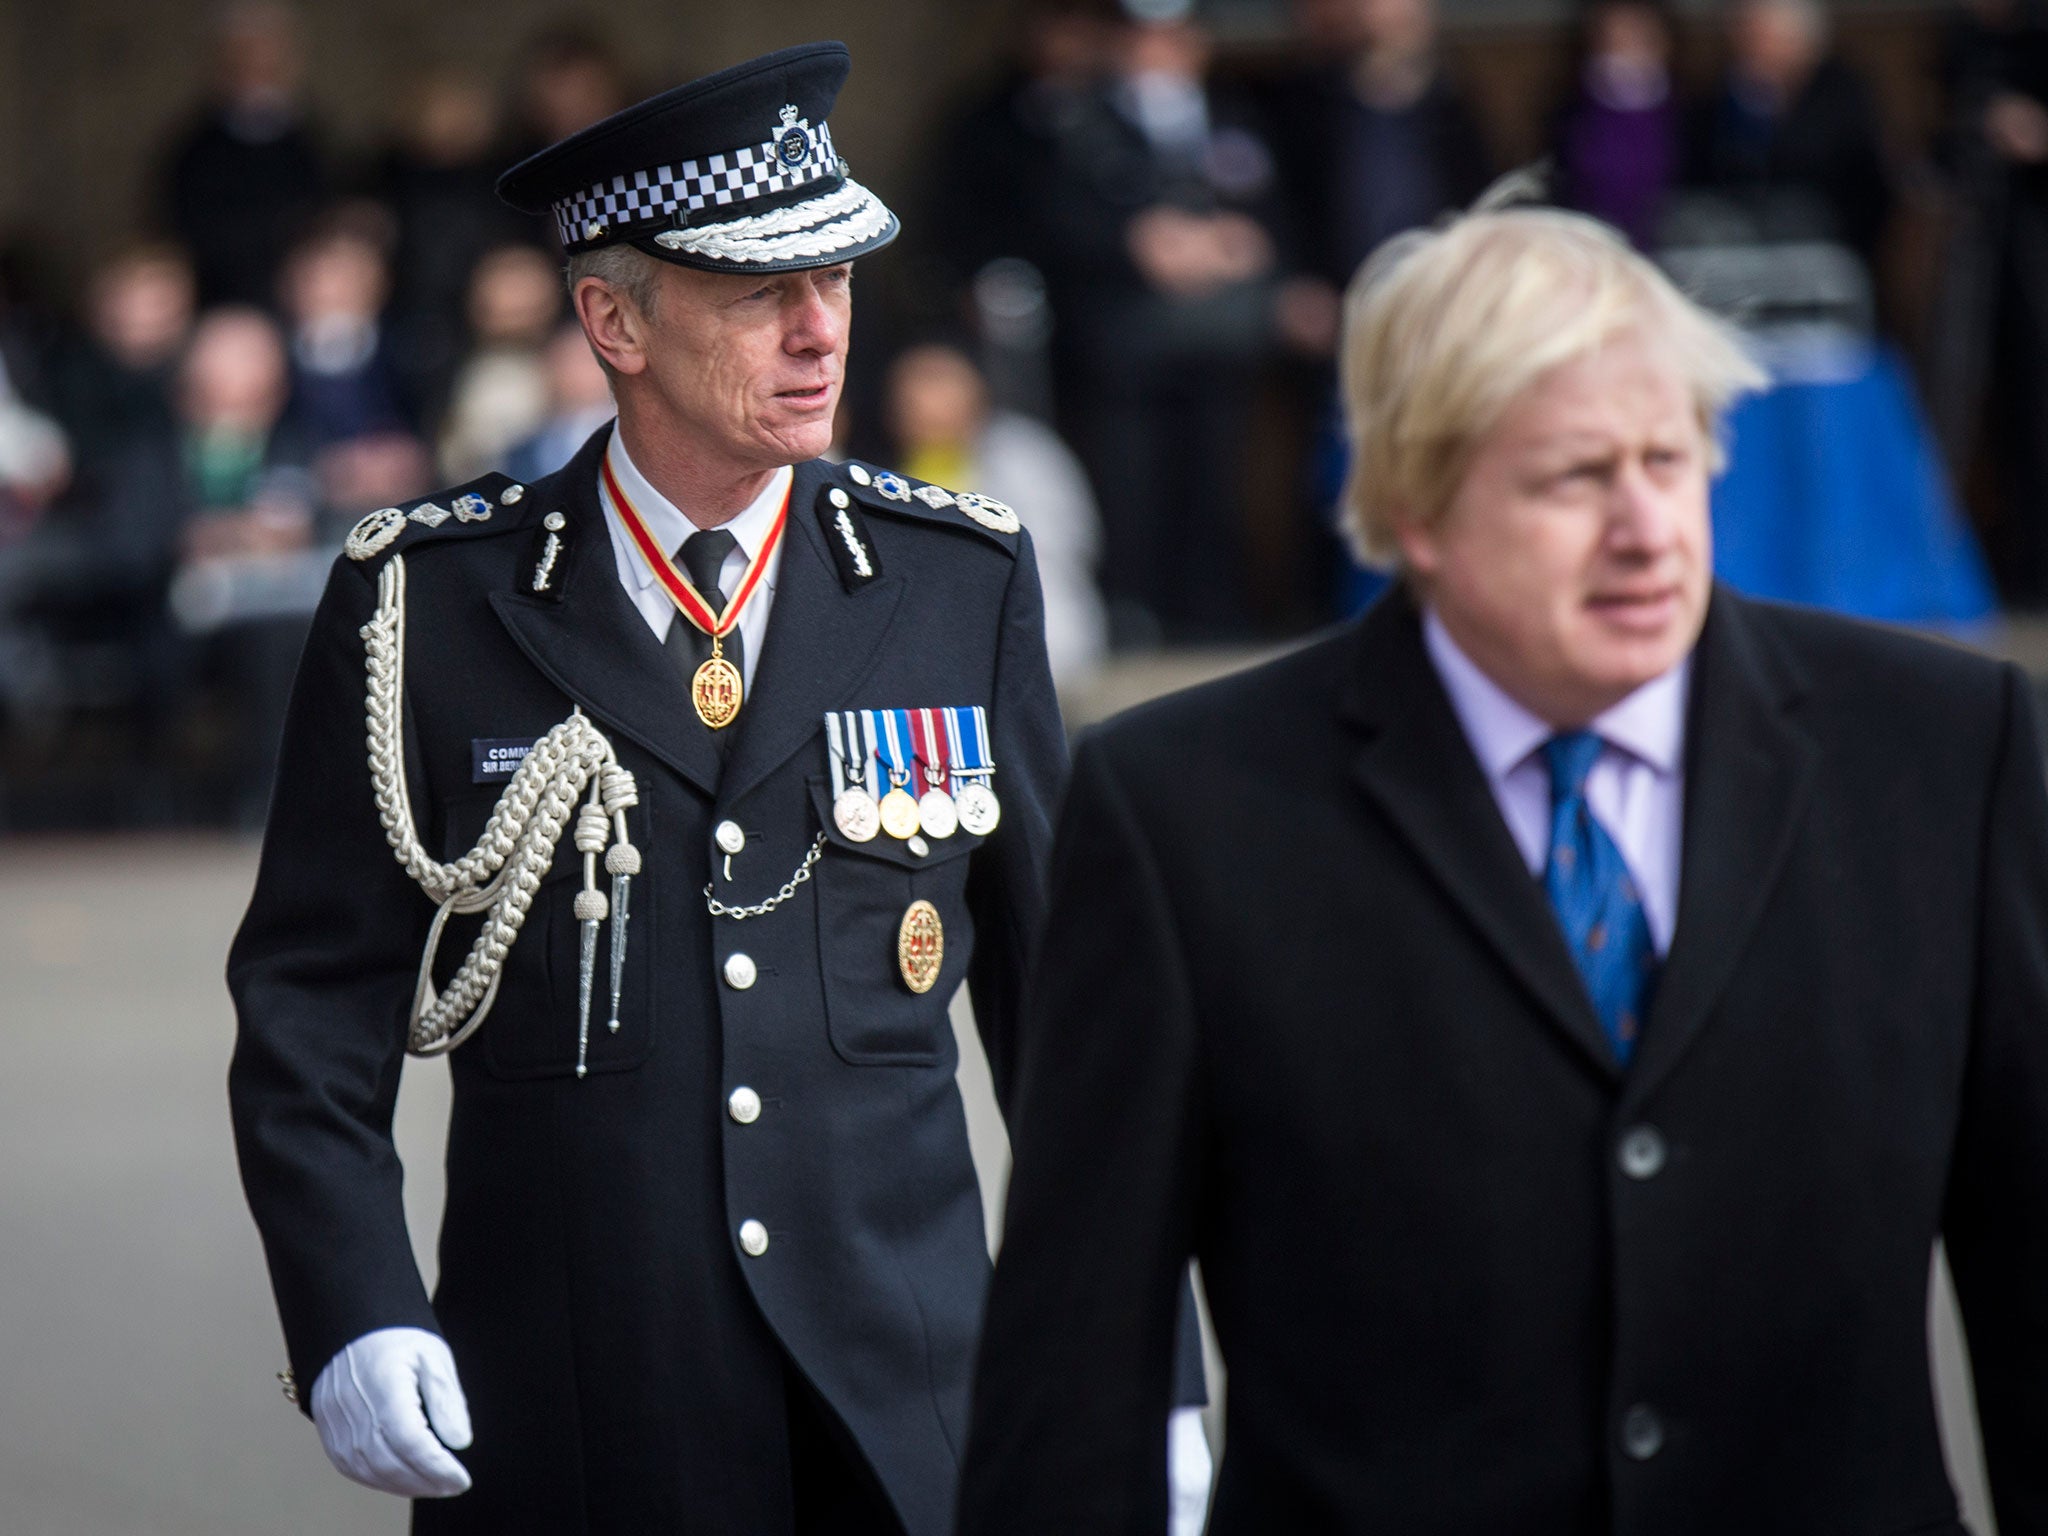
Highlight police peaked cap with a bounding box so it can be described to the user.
[497,41,899,274]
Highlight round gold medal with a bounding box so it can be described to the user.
[898,900,944,994]
[692,654,743,730]
[879,787,922,840]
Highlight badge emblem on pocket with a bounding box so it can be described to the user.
[898,900,944,994]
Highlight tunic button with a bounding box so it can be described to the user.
[829,487,851,508]
[907,834,929,857]
[1618,1125,1667,1181]
[723,953,757,990]
[728,1087,762,1124]
[715,820,746,855]
[1621,1404,1665,1461]
[848,464,873,486]
[738,1219,770,1257]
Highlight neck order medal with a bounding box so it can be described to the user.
[603,455,787,730]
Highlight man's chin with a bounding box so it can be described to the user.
[752,406,837,462]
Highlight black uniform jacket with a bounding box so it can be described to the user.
[228,424,1065,1535]
[961,585,2048,1535]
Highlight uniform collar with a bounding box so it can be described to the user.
[603,430,794,589]
[1423,607,1691,780]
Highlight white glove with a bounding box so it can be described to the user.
[1168,1405,1215,1536]
[310,1326,474,1498]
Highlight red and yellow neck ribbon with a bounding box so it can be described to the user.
[601,454,788,640]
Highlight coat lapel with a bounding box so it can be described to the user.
[718,461,906,806]
[1625,589,1816,1104]
[488,424,723,798]
[1342,591,1622,1079]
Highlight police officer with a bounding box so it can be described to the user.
[228,42,1203,1535]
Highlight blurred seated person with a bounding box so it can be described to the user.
[1551,0,1683,249]
[503,320,614,485]
[1683,0,1893,266]
[436,243,565,482]
[277,211,433,520]
[886,342,1109,694]
[46,244,196,505]
[122,308,320,824]
[158,2,328,309]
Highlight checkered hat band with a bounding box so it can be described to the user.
[553,123,840,245]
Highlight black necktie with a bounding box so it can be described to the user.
[666,528,744,691]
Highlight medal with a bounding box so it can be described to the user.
[918,784,958,839]
[693,639,743,730]
[956,779,1001,836]
[874,709,922,839]
[897,899,944,994]
[603,453,787,730]
[910,707,957,838]
[946,705,1003,836]
[827,711,880,842]
[880,780,921,839]
[835,790,881,841]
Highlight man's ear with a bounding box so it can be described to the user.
[1390,505,1437,580]
[573,277,649,377]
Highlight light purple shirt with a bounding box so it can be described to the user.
[1422,610,1691,955]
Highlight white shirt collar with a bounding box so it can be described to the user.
[603,430,793,591]
[1423,609,1691,779]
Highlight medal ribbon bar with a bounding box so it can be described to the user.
[827,711,851,798]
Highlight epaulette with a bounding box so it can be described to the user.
[831,459,1021,553]
[343,472,534,564]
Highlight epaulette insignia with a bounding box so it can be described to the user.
[346,478,524,563]
[841,460,1022,546]
[954,491,1021,535]
[345,506,408,562]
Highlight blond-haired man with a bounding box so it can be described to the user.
[959,205,2048,1534]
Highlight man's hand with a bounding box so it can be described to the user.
[1168,1405,1214,1536]
[310,1327,474,1498]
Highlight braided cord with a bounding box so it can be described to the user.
[361,555,637,1056]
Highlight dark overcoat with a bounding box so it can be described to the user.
[961,585,2048,1535]
[228,424,1065,1535]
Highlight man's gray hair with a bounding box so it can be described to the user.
[565,243,662,322]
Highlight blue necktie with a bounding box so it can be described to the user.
[1542,731,1657,1065]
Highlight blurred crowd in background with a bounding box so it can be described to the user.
[0,0,2043,829]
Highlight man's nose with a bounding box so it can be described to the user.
[784,279,846,354]
[1605,464,1681,553]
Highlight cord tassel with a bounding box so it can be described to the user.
[363,554,644,1068]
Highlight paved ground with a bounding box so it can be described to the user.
[0,820,2003,1535]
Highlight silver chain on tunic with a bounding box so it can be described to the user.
[705,833,827,919]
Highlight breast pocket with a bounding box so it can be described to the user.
[808,776,982,1066]
[435,789,659,1080]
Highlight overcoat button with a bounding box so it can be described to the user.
[715,820,746,855]
[728,1087,762,1124]
[1618,1125,1667,1181]
[1621,1404,1665,1461]
[723,953,757,990]
[738,1219,770,1257]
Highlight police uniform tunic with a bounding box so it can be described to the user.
[227,422,1064,1534]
